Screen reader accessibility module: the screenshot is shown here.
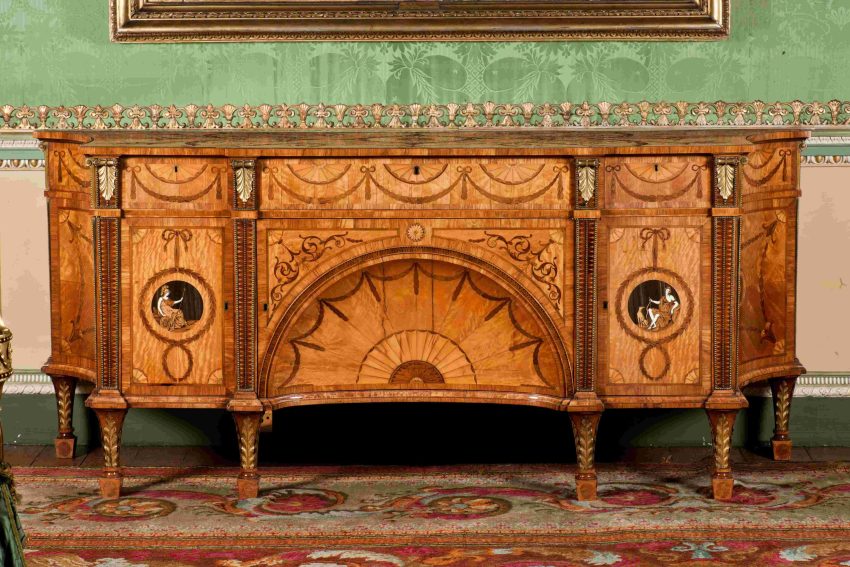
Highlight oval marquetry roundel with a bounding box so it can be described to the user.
[627,280,681,332]
[267,259,562,395]
[150,280,204,333]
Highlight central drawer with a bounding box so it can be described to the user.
[258,157,573,210]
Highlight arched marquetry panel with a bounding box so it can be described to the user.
[261,257,569,399]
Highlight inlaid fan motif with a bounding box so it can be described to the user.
[360,330,476,384]
[266,260,562,395]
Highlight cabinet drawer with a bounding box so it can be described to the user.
[259,157,572,210]
[600,156,711,209]
[121,157,229,211]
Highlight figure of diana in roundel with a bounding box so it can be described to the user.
[629,280,681,332]
[152,281,203,332]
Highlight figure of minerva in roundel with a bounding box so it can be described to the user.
[156,284,188,331]
[637,285,680,331]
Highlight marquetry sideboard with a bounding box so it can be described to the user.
[36,128,807,502]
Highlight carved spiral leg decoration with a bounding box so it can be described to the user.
[770,376,797,461]
[569,412,601,501]
[50,376,78,459]
[232,412,262,499]
[707,409,737,501]
[94,408,127,498]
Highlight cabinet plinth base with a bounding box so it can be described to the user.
[575,476,598,501]
[772,438,793,461]
[237,476,259,499]
[54,436,77,459]
[99,475,122,498]
[711,476,734,501]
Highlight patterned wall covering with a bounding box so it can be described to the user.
[1,0,849,104]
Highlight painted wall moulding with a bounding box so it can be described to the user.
[1,101,849,131]
[4,372,848,397]
[110,0,729,42]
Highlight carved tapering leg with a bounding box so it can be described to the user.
[50,375,78,459]
[569,412,601,501]
[770,376,797,461]
[233,412,262,499]
[94,408,127,498]
[707,409,738,501]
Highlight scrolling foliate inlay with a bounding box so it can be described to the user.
[267,229,396,316]
[468,231,563,311]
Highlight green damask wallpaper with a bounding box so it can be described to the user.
[0,0,848,105]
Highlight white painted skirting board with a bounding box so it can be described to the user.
[2,370,849,397]
[2,372,93,395]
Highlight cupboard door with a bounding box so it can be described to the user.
[122,218,233,398]
[598,216,711,400]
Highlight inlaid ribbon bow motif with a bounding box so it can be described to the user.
[639,227,670,267]
[162,229,193,267]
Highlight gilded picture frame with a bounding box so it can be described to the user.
[110,0,729,42]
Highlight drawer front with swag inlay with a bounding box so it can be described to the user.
[599,156,712,210]
[259,158,572,210]
[121,158,230,211]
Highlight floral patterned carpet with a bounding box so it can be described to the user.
[16,462,850,566]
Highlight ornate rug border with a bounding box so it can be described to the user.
[25,528,850,549]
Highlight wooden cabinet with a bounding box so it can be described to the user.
[37,128,808,502]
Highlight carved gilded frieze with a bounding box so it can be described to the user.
[2,101,848,130]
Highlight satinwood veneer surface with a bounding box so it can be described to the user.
[36,128,808,501]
